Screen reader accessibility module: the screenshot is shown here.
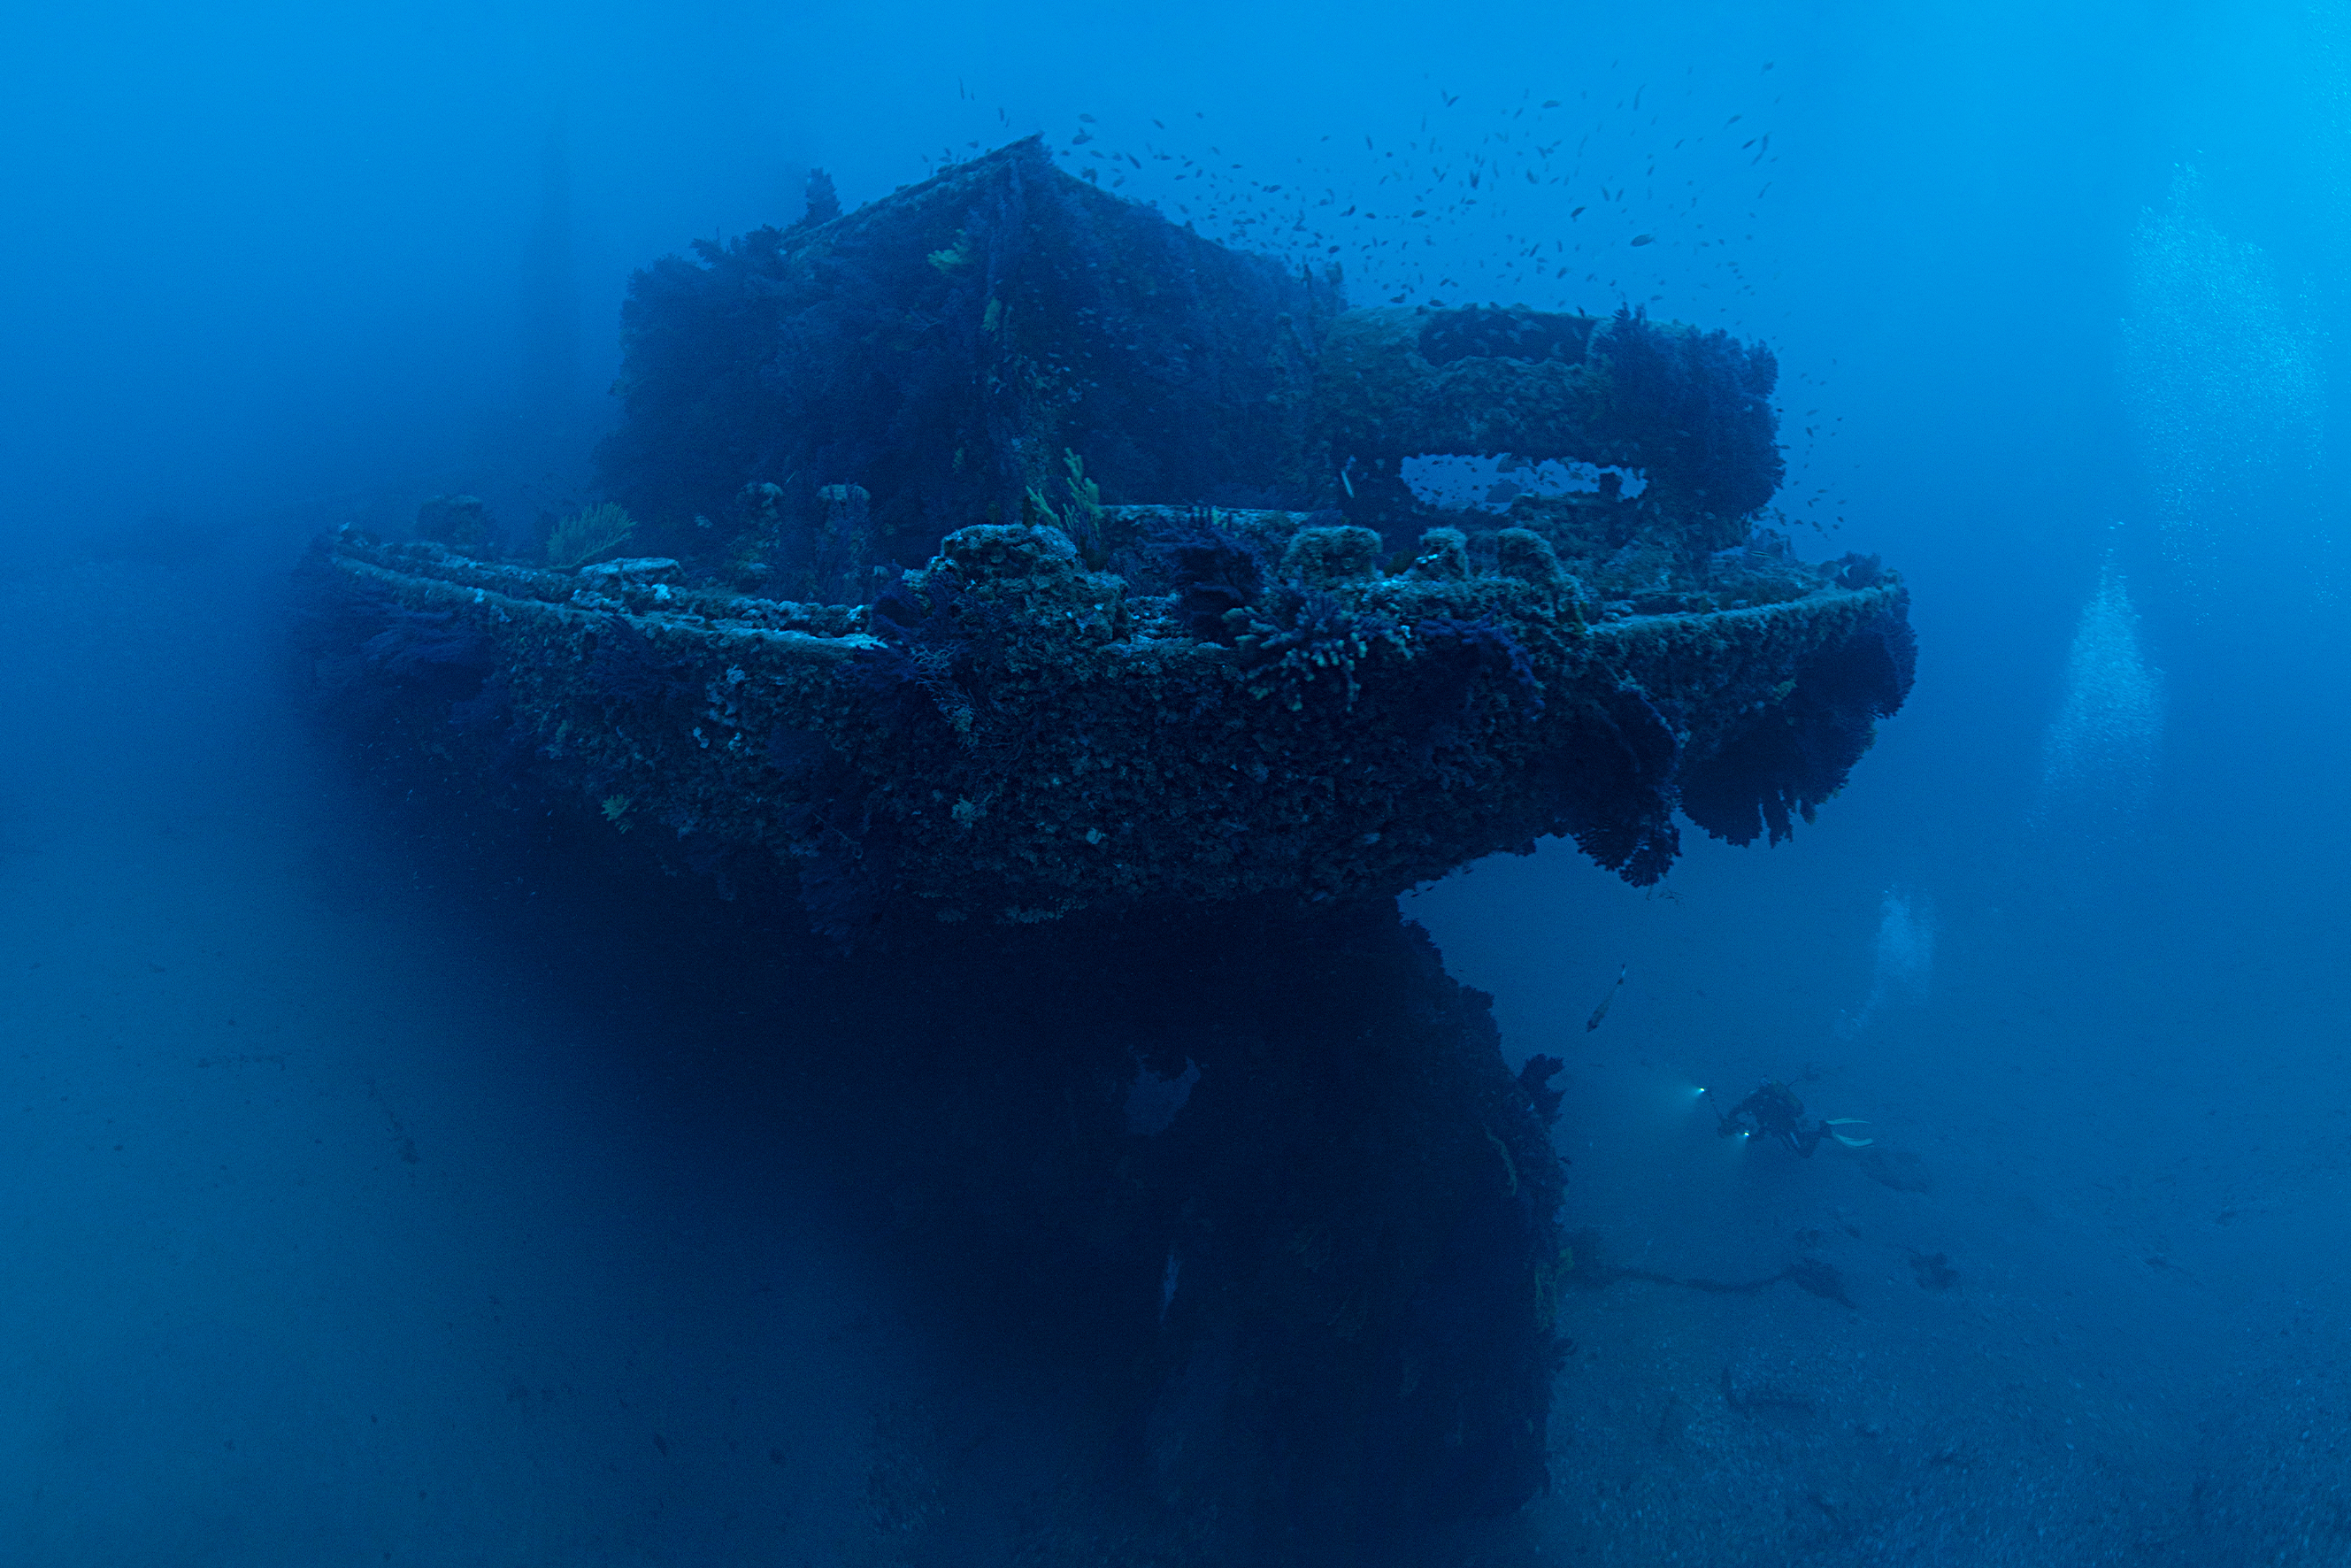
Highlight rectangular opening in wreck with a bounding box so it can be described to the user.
[1398,453,1651,514]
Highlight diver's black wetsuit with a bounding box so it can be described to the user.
[1716,1080,1835,1157]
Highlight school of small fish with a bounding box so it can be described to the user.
[918,60,1853,535]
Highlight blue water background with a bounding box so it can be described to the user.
[0,1,2346,1559]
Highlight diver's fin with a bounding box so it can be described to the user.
[1831,1133,1875,1148]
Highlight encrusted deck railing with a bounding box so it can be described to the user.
[309,510,1912,935]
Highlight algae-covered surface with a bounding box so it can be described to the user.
[307,511,1909,936]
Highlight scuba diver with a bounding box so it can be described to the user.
[1708,1079,1872,1157]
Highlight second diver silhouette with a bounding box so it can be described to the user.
[1709,1079,1872,1157]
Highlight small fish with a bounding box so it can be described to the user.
[1630,234,1656,246]
[1585,965,1627,1032]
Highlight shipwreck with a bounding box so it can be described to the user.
[308,138,1912,938]
[298,137,1914,1562]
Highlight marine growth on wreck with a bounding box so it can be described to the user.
[298,137,1915,1557]
[306,137,1914,941]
